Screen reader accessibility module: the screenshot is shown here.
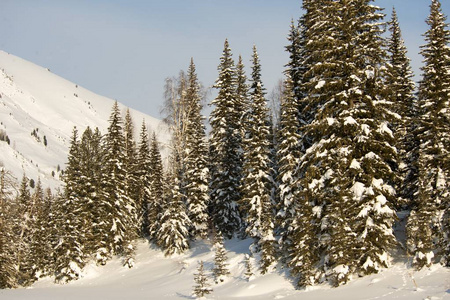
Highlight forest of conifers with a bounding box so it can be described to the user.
[0,0,448,290]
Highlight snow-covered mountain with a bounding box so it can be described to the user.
[0,50,169,189]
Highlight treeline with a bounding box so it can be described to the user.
[1,0,449,290]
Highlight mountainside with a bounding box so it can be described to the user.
[0,50,169,189]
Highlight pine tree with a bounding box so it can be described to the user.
[148,132,164,239]
[212,231,230,283]
[100,102,138,267]
[407,0,450,268]
[385,7,417,209]
[243,254,254,281]
[54,128,86,283]
[78,127,103,256]
[184,58,210,240]
[295,0,398,286]
[240,45,275,274]
[209,39,242,238]
[29,179,47,278]
[0,168,17,288]
[193,261,212,299]
[136,120,152,237]
[156,168,191,256]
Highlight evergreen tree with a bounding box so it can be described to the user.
[100,102,137,267]
[136,120,152,237]
[124,109,140,239]
[184,58,210,240]
[54,128,86,283]
[407,0,450,268]
[192,261,212,298]
[0,168,17,289]
[243,254,254,281]
[148,132,164,239]
[155,168,191,256]
[296,0,398,286]
[240,45,275,274]
[209,39,242,238]
[385,7,417,209]
[212,231,230,283]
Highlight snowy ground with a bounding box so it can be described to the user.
[1,239,448,300]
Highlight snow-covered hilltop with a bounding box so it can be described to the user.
[0,50,168,189]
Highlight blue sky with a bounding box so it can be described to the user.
[1,0,449,119]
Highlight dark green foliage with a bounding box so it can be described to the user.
[0,169,18,289]
[212,231,230,283]
[209,39,243,238]
[385,7,417,209]
[193,261,212,298]
[240,46,276,274]
[184,58,210,240]
[148,132,164,239]
[406,0,450,269]
[155,169,191,256]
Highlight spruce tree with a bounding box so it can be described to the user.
[212,231,230,283]
[193,261,212,298]
[136,120,152,237]
[296,0,398,286]
[184,58,210,240]
[54,128,86,283]
[155,167,191,256]
[209,39,242,238]
[0,168,17,288]
[100,102,138,267]
[148,132,164,239]
[407,0,450,268]
[385,7,417,209]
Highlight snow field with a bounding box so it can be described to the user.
[0,238,448,300]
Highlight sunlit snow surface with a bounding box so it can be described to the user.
[1,239,448,300]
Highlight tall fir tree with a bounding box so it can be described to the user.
[136,120,152,237]
[0,168,17,289]
[209,39,242,238]
[155,167,191,256]
[296,0,398,286]
[385,7,417,209]
[407,0,450,268]
[54,128,86,283]
[100,102,138,267]
[183,58,210,240]
[148,132,164,239]
[240,46,276,274]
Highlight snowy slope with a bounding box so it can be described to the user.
[0,238,448,300]
[0,50,169,189]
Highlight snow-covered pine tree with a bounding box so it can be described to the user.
[240,45,275,274]
[136,120,152,237]
[100,102,138,267]
[77,127,103,256]
[385,7,417,209]
[155,166,191,256]
[296,0,398,286]
[209,39,242,238]
[243,254,254,281]
[54,128,86,283]
[277,20,304,247]
[407,0,450,268]
[124,109,140,239]
[28,179,47,278]
[183,58,210,240]
[212,231,230,283]
[0,168,18,289]
[148,132,164,239]
[193,261,212,299]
